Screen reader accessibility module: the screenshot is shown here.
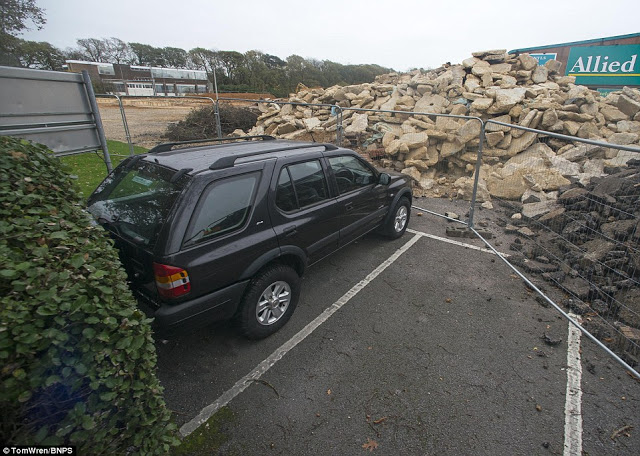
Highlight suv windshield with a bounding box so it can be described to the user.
[87,159,187,248]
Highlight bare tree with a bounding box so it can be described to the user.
[104,37,131,64]
[188,47,217,74]
[64,46,88,61]
[76,38,108,62]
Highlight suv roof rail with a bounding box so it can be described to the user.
[209,143,339,170]
[147,135,276,154]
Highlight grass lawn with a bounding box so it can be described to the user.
[61,140,147,198]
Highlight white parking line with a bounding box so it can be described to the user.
[407,228,510,257]
[564,314,583,456]
[179,233,422,437]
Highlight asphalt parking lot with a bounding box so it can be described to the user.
[156,202,639,455]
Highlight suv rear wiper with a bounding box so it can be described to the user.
[97,214,121,235]
[98,215,147,245]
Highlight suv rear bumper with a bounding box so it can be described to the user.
[136,280,250,337]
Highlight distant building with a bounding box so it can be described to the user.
[510,33,640,93]
[65,60,210,96]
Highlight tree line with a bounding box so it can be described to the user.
[2,35,392,97]
[0,2,391,95]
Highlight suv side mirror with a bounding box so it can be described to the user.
[378,173,391,185]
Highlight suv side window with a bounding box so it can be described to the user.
[328,155,376,194]
[276,169,297,212]
[276,160,328,212]
[184,172,259,245]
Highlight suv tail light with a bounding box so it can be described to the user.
[153,263,191,299]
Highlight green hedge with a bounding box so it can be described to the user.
[0,137,178,454]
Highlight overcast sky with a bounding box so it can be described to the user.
[22,0,640,72]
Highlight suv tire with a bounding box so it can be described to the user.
[239,264,301,339]
[383,197,410,239]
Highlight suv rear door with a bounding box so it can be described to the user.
[163,160,280,306]
[270,154,341,265]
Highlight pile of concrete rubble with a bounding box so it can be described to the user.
[244,49,640,203]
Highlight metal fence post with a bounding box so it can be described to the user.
[335,106,343,146]
[467,120,486,229]
[214,99,222,139]
[114,95,134,156]
[82,70,112,173]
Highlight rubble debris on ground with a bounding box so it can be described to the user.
[505,160,640,354]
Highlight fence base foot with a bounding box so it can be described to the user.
[446,226,493,239]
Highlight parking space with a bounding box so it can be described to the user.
[580,339,640,454]
[155,228,409,421]
[156,207,639,455]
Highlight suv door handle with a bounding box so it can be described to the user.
[345,202,354,212]
[283,226,297,237]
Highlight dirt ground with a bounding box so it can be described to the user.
[97,102,200,149]
[96,95,274,150]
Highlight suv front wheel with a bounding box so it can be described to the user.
[239,264,301,339]
[382,197,411,239]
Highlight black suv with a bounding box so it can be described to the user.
[87,137,412,339]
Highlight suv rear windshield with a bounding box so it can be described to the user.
[87,159,187,248]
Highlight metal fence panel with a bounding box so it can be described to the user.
[95,95,222,152]
[248,97,640,378]
[475,120,640,378]
[67,92,640,377]
[218,97,338,145]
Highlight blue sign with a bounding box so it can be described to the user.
[530,53,557,65]
[596,88,618,95]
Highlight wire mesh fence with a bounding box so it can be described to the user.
[476,121,640,372]
[95,95,218,151]
[331,107,486,207]
[233,97,337,145]
[97,94,640,377]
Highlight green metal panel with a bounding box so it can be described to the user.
[509,32,640,54]
[566,44,640,86]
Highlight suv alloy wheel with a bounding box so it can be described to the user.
[239,264,301,339]
[383,197,411,239]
